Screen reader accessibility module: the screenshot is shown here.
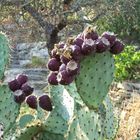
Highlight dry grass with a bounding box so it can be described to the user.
[110,89,140,140]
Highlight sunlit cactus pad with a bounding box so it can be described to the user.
[0,32,10,80]
[75,52,114,109]
[0,84,20,134]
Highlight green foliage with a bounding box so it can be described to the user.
[96,0,140,43]
[114,45,140,81]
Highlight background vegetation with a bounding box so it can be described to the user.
[0,0,140,82]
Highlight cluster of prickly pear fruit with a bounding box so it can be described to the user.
[47,26,124,85]
[8,74,52,111]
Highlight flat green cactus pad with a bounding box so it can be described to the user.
[65,82,84,107]
[37,131,65,140]
[75,52,114,109]
[0,33,10,81]
[66,107,103,140]
[99,95,118,140]
[19,114,35,128]
[0,84,20,134]
[13,122,43,140]
[44,85,74,135]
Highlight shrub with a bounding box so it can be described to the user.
[114,45,140,82]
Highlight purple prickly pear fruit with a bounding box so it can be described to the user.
[60,55,71,65]
[8,79,20,92]
[66,60,80,76]
[47,72,58,85]
[51,48,60,60]
[47,58,61,71]
[81,39,95,55]
[57,70,74,85]
[73,37,84,48]
[39,95,52,111]
[26,95,37,109]
[102,32,116,46]
[84,26,98,40]
[16,74,28,87]
[96,37,110,53]
[58,42,65,48]
[110,40,124,54]
[59,63,66,71]
[70,45,82,60]
[21,83,34,96]
[13,90,26,104]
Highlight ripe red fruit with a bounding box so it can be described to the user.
[60,55,71,65]
[16,74,28,87]
[57,70,74,85]
[51,48,60,60]
[73,37,84,48]
[96,37,110,53]
[21,83,34,96]
[66,60,80,76]
[47,72,58,85]
[81,39,96,55]
[84,31,98,40]
[39,95,52,111]
[70,45,82,60]
[8,79,20,92]
[110,40,124,54]
[14,90,26,104]
[47,58,61,71]
[83,26,98,40]
[59,42,65,48]
[102,32,116,46]
[59,63,66,71]
[26,95,37,109]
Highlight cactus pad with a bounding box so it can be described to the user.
[14,121,43,140]
[19,114,35,128]
[75,52,114,109]
[67,107,103,140]
[99,95,118,139]
[44,85,74,135]
[65,82,84,107]
[38,131,65,140]
[0,33,9,80]
[0,84,20,134]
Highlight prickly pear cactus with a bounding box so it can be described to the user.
[0,84,20,135]
[0,28,121,140]
[0,33,9,81]
[75,52,114,109]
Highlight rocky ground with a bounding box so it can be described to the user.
[4,43,140,140]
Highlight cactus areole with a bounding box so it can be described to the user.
[0,26,125,139]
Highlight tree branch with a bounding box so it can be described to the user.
[22,4,47,29]
[47,19,67,54]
